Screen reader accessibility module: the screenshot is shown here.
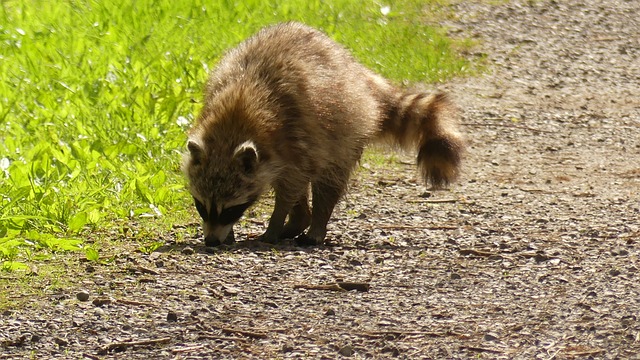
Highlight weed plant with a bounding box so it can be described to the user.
[0,0,473,269]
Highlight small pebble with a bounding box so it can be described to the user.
[15,333,29,345]
[264,301,278,308]
[182,246,195,255]
[382,346,400,357]
[92,297,112,307]
[611,247,629,256]
[54,337,69,347]
[325,308,336,316]
[349,259,363,266]
[338,344,355,357]
[223,285,240,296]
[484,332,500,342]
[76,290,90,302]
[167,310,178,322]
[609,269,621,277]
[282,342,294,353]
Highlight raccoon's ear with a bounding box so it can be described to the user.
[233,141,258,174]
[187,139,204,165]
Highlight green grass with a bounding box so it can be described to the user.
[0,0,475,270]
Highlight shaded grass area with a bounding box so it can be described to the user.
[0,0,475,278]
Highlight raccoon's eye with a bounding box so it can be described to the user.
[219,201,254,225]
[194,198,207,220]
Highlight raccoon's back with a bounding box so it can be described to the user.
[208,23,366,97]
[200,23,386,179]
[207,22,384,132]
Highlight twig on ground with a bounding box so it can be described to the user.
[337,282,371,291]
[132,265,160,275]
[519,187,546,193]
[407,198,458,204]
[99,337,171,354]
[293,283,344,291]
[197,335,248,342]
[379,225,458,231]
[208,323,268,339]
[171,344,207,353]
[593,36,618,41]
[356,330,470,339]
[82,353,100,360]
[548,349,561,360]
[459,248,498,257]
[294,282,370,292]
[564,348,605,356]
[461,345,504,354]
[115,298,157,307]
[92,297,113,307]
[172,222,199,229]
[462,121,554,134]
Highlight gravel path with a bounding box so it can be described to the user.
[2,0,639,358]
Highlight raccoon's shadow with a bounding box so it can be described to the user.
[202,237,342,254]
[154,237,336,255]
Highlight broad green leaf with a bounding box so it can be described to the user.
[85,247,100,262]
[135,177,154,204]
[68,211,88,232]
[2,261,29,271]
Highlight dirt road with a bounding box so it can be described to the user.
[2,0,639,358]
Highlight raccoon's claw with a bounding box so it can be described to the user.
[294,234,319,247]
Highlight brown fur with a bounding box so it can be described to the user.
[183,22,465,246]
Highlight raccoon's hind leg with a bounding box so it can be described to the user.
[297,169,350,246]
[280,191,311,239]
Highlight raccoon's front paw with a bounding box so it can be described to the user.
[222,231,235,245]
[280,225,306,240]
[205,236,221,247]
[256,232,279,244]
[294,234,320,247]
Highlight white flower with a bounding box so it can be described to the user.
[176,116,190,126]
[0,158,9,171]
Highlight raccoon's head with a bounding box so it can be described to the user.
[183,137,269,246]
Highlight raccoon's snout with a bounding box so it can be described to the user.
[205,228,235,247]
[203,222,235,247]
[193,196,257,246]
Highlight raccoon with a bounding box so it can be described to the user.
[183,22,465,247]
